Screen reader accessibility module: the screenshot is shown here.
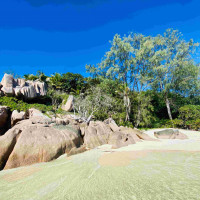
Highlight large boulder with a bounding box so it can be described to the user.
[154,129,188,139]
[67,145,87,157]
[11,110,27,127]
[14,86,22,96]
[119,127,142,142]
[30,81,47,96]
[0,106,10,135]
[15,78,26,87]
[0,74,47,99]
[83,121,112,149]
[0,119,82,170]
[28,108,51,124]
[108,131,136,149]
[83,120,143,149]
[134,129,157,141]
[104,118,120,132]
[20,85,37,98]
[0,125,21,170]
[62,95,74,112]
[1,74,14,96]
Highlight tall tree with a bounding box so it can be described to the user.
[150,29,199,120]
[86,34,134,121]
[128,34,155,126]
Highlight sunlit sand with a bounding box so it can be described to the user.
[0,129,200,200]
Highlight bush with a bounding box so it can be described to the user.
[178,105,200,122]
[154,105,200,130]
[0,97,28,111]
[193,119,200,130]
[184,119,200,130]
[55,108,69,115]
[0,97,53,113]
[30,103,53,113]
[178,105,200,130]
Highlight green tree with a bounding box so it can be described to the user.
[150,29,199,121]
[49,73,63,90]
[128,34,155,126]
[86,34,134,121]
[73,86,113,123]
[62,73,84,92]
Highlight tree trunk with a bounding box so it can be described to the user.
[135,104,141,128]
[125,108,130,121]
[86,114,93,123]
[124,94,131,121]
[165,96,173,120]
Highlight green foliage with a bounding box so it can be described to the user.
[0,96,53,113]
[49,72,85,93]
[192,119,200,130]
[151,105,200,130]
[131,91,156,128]
[0,28,199,130]
[74,86,114,122]
[24,71,47,82]
[178,105,200,122]
[30,103,53,113]
[118,121,134,128]
[55,108,69,115]
[112,111,126,125]
[93,110,109,121]
[149,29,199,120]
[0,97,28,111]
[87,28,200,123]
[47,90,69,110]
[177,105,200,130]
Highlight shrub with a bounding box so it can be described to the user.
[0,97,28,111]
[193,119,200,130]
[178,105,200,122]
[30,103,53,113]
[0,97,53,113]
[178,105,200,130]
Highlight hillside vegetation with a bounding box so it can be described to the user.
[1,29,200,130]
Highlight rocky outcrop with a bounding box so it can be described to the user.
[119,127,142,142]
[104,118,120,132]
[55,118,69,125]
[1,74,14,96]
[0,114,157,170]
[0,125,22,170]
[83,121,112,149]
[0,119,82,170]
[82,120,149,149]
[61,95,74,112]
[108,131,136,149]
[154,129,188,139]
[0,74,47,99]
[0,106,10,135]
[11,110,27,127]
[67,145,87,157]
[134,128,157,141]
[28,108,51,124]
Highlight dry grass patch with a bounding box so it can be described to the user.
[98,151,149,167]
[98,150,200,167]
[3,166,41,182]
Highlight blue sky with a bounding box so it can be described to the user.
[0,0,200,77]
